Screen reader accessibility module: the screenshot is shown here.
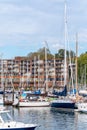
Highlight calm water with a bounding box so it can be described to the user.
[5,106,87,130]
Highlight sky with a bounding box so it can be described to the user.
[0,0,87,59]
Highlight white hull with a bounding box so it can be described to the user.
[12,98,19,106]
[0,107,37,130]
[0,96,3,105]
[78,103,87,113]
[0,121,37,129]
[19,101,50,107]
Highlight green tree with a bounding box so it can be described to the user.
[55,49,75,59]
[27,47,53,60]
[78,53,87,85]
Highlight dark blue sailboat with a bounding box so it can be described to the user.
[50,96,76,109]
[50,99,75,109]
[50,2,76,109]
[51,85,76,109]
[52,85,67,96]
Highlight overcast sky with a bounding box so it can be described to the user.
[0,0,87,59]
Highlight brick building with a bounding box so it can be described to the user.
[0,56,68,92]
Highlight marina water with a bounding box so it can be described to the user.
[4,106,87,130]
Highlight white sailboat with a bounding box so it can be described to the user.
[18,98,50,107]
[17,51,50,107]
[0,58,4,105]
[50,1,76,109]
[74,33,87,111]
[77,64,87,112]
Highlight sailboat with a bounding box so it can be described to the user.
[17,53,50,107]
[78,65,87,97]
[77,59,87,112]
[50,1,76,109]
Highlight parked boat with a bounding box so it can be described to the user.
[0,95,3,105]
[12,96,19,107]
[78,102,87,113]
[0,107,37,130]
[76,96,87,112]
[50,2,77,109]
[52,85,67,96]
[79,90,87,97]
[18,96,50,107]
[50,98,76,109]
[19,100,50,107]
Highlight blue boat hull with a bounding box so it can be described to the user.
[0,127,36,130]
[51,102,75,109]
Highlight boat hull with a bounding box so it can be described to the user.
[51,100,75,109]
[0,127,36,130]
[19,101,50,107]
[78,103,87,113]
[0,108,37,130]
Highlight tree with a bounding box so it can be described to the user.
[78,53,87,85]
[27,47,53,60]
[55,49,75,59]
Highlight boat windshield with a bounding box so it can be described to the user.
[0,112,12,122]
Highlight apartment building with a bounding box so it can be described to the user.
[0,56,67,92]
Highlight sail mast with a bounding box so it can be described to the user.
[85,64,86,88]
[76,33,78,94]
[38,55,40,89]
[45,41,48,92]
[34,56,36,90]
[64,1,67,86]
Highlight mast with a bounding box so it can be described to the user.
[1,59,5,104]
[22,60,25,89]
[64,1,67,86]
[53,54,56,88]
[1,58,3,91]
[45,41,48,93]
[85,64,86,88]
[34,56,36,91]
[19,61,22,92]
[38,55,40,90]
[76,33,78,94]
[27,60,28,88]
[11,59,14,102]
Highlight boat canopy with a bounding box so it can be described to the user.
[52,85,67,96]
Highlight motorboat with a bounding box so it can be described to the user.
[0,107,37,130]
[77,101,87,113]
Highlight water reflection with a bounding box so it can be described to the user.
[5,106,87,130]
